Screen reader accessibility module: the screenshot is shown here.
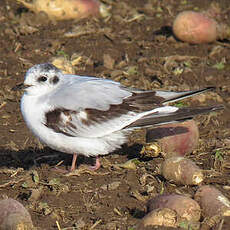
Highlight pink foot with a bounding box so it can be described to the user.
[70,153,77,171]
[52,153,77,173]
[52,154,101,173]
[89,157,101,170]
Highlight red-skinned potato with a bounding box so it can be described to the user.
[161,156,204,185]
[0,198,34,230]
[147,194,201,222]
[173,5,230,44]
[173,11,218,44]
[17,0,100,20]
[194,185,230,218]
[145,120,199,158]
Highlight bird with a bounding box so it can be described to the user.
[17,63,223,172]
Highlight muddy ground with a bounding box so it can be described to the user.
[0,0,230,229]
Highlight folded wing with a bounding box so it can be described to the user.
[44,77,221,138]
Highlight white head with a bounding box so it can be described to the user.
[23,63,63,96]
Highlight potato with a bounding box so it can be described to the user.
[161,156,204,185]
[138,207,200,229]
[194,185,230,218]
[147,194,201,222]
[172,4,230,44]
[173,11,218,44]
[137,208,178,229]
[17,0,100,20]
[0,198,34,230]
[145,120,199,158]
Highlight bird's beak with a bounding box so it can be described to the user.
[12,83,32,91]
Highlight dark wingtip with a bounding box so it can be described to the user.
[206,86,215,90]
[205,86,216,91]
[210,104,225,111]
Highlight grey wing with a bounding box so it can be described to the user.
[49,75,132,110]
[45,76,216,138]
[45,76,140,137]
[49,75,214,111]
[154,87,215,104]
[45,76,166,138]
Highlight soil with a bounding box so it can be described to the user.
[0,0,230,229]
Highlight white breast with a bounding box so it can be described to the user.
[21,94,47,138]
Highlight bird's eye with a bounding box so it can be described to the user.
[38,76,47,82]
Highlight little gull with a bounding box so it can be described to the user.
[17,63,223,171]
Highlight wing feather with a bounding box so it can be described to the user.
[44,75,219,138]
[48,75,132,111]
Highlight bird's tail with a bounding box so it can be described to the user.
[159,87,215,104]
[126,104,224,128]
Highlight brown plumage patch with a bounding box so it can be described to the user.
[44,109,77,136]
[43,90,166,136]
[82,92,164,126]
[126,91,164,110]
[84,91,164,125]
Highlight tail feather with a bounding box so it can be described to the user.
[126,104,224,129]
[156,87,215,104]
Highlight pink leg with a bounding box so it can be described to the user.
[53,154,100,173]
[89,156,101,170]
[70,153,77,171]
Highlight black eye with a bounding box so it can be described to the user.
[38,76,47,82]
